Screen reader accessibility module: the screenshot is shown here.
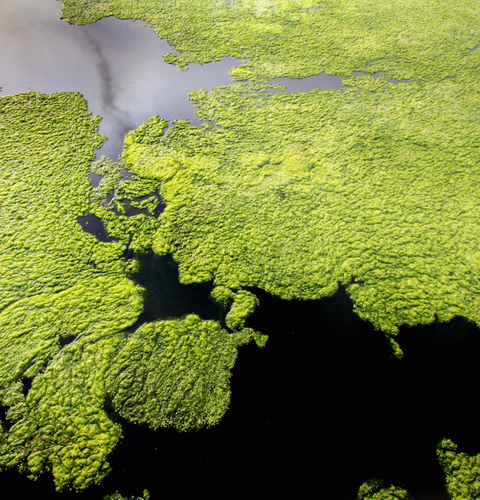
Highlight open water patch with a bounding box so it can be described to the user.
[77,214,111,242]
[2,250,478,498]
[126,252,220,329]
[265,70,411,94]
[69,284,477,500]
[352,71,412,85]
[0,0,241,161]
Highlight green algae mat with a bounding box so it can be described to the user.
[0,92,258,491]
[3,0,480,495]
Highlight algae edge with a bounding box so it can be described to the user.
[59,0,480,83]
[356,479,412,500]
[103,491,150,500]
[437,439,480,500]
[0,92,256,491]
[115,68,480,360]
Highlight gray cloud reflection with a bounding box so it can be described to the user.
[0,0,241,160]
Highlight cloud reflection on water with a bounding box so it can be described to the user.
[0,0,240,160]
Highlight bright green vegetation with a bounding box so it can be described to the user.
[0,93,255,491]
[60,1,480,353]
[356,479,412,500]
[211,286,259,330]
[106,315,252,431]
[437,439,480,499]
[103,489,150,500]
[0,91,141,491]
[119,70,480,357]
[60,0,480,83]
[3,0,480,493]
[90,155,161,252]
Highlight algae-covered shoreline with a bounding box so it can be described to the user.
[2,0,480,497]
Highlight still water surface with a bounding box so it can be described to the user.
[0,2,476,499]
[0,0,240,160]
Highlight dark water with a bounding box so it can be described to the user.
[4,252,479,499]
[126,253,219,328]
[265,71,410,94]
[0,1,477,499]
[77,215,111,242]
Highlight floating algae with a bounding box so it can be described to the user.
[437,439,480,499]
[3,0,480,495]
[59,0,480,351]
[356,479,412,500]
[118,71,480,358]
[60,0,480,82]
[104,490,150,500]
[356,480,412,500]
[106,315,253,431]
[0,92,257,491]
[0,92,141,491]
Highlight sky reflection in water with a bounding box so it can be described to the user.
[0,0,240,160]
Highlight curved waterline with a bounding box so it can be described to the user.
[0,0,241,161]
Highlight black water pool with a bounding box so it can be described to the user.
[5,253,478,499]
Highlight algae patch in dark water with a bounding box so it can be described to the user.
[68,284,478,500]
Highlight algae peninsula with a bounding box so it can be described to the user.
[2,0,480,497]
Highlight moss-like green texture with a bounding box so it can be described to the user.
[356,479,412,500]
[211,286,259,330]
[90,155,161,252]
[437,439,480,499]
[0,93,252,491]
[0,92,143,490]
[104,490,150,500]
[60,0,480,83]
[5,0,480,492]
[106,315,251,431]
[119,70,480,357]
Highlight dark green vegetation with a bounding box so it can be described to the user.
[437,439,480,499]
[0,93,256,491]
[357,479,412,500]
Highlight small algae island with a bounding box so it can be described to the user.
[2,0,480,498]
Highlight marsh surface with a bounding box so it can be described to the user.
[3,253,477,499]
